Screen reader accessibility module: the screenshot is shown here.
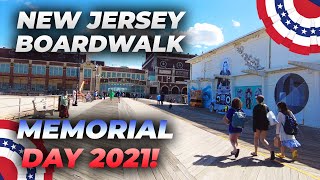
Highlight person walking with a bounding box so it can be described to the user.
[222,98,244,158]
[110,90,115,101]
[117,91,121,103]
[275,102,301,159]
[157,94,161,105]
[251,95,275,160]
[160,93,165,105]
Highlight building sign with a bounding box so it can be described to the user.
[175,70,188,77]
[235,86,262,110]
[158,69,172,75]
[274,73,309,114]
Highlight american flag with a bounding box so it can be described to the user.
[0,120,53,180]
[257,0,320,55]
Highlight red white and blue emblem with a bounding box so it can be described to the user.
[0,120,53,180]
[257,0,320,55]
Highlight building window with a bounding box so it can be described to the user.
[66,67,79,77]
[122,73,126,78]
[127,73,131,78]
[0,63,10,73]
[117,73,121,77]
[136,74,140,80]
[32,65,46,75]
[107,72,111,78]
[141,74,145,80]
[49,66,63,76]
[14,64,28,74]
[132,74,136,79]
[112,72,116,78]
[101,71,107,78]
[84,68,92,78]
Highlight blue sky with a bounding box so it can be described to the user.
[0,0,263,69]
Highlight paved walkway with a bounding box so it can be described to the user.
[32,98,320,179]
[136,98,320,180]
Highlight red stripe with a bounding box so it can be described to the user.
[289,43,310,55]
[266,26,285,44]
[257,0,268,19]
[310,45,320,53]
[0,157,18,180]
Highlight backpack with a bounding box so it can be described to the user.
[282,114,298,135]
[231,110,247,128]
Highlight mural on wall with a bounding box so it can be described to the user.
[235,86,262,110]
[274,73,309,114]
[216,58,231,106]
[187,81,212,108]
[236,46,265,70]
[201,82,212,108]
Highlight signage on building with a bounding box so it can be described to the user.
[175,70,188,77]
[158,69,172,75]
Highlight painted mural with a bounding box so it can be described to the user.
[274,73,309,114]
[187,81,212,108]
[234,86,262,110]
[216,58,231,107]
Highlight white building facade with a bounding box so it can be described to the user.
[187,29,320,128]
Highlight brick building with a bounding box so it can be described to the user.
[142,52,196,96]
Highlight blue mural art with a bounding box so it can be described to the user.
[202,85,212,108]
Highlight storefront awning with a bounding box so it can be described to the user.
[241,69,266,77]
[288,61,320,71]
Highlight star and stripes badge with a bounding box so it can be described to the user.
[0,120,53,180]
[257,0,320,55]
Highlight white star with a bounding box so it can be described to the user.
[311,29,316,34]
[281,12,286,17]
[285,20,291,25]
[278,4,283,9]
[293,25,298,30]
[11,144,16,150]
[28,174,34,179]
[302,29,307,34]
[19,149,24,154]
[2,141,8,146]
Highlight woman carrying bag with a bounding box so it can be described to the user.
[275,102,301,159]
[251,95,275,160]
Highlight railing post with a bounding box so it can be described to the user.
[18,97,21,120]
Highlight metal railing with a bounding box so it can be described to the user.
[0,95,60,120]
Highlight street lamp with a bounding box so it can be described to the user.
[73,52,81,106]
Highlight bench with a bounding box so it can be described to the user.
[32,100,54,118]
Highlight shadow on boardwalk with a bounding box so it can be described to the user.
[193,155,285,168]
[139,99,320,172]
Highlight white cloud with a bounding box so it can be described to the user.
[184,23,224,47]
[232,20,241,27]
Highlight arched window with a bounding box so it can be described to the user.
[161,86,169,94]
[171,87,179,94]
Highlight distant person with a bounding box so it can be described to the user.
[275,102,301,159]
[223,98,245,158]
[85,92,92,102]
[160,93,165,105]
[169,98,173,110]
[110,91,115,101]
[251,95,275,160]
[117,91,121,103]
[157,94,161,105]
[103,91,106,100]
[59,91,69,118]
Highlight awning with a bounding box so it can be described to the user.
[288,61,320,71]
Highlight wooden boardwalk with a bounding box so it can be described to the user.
[42,98,320,180]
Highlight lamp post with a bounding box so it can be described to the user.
[73,52,81,106]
